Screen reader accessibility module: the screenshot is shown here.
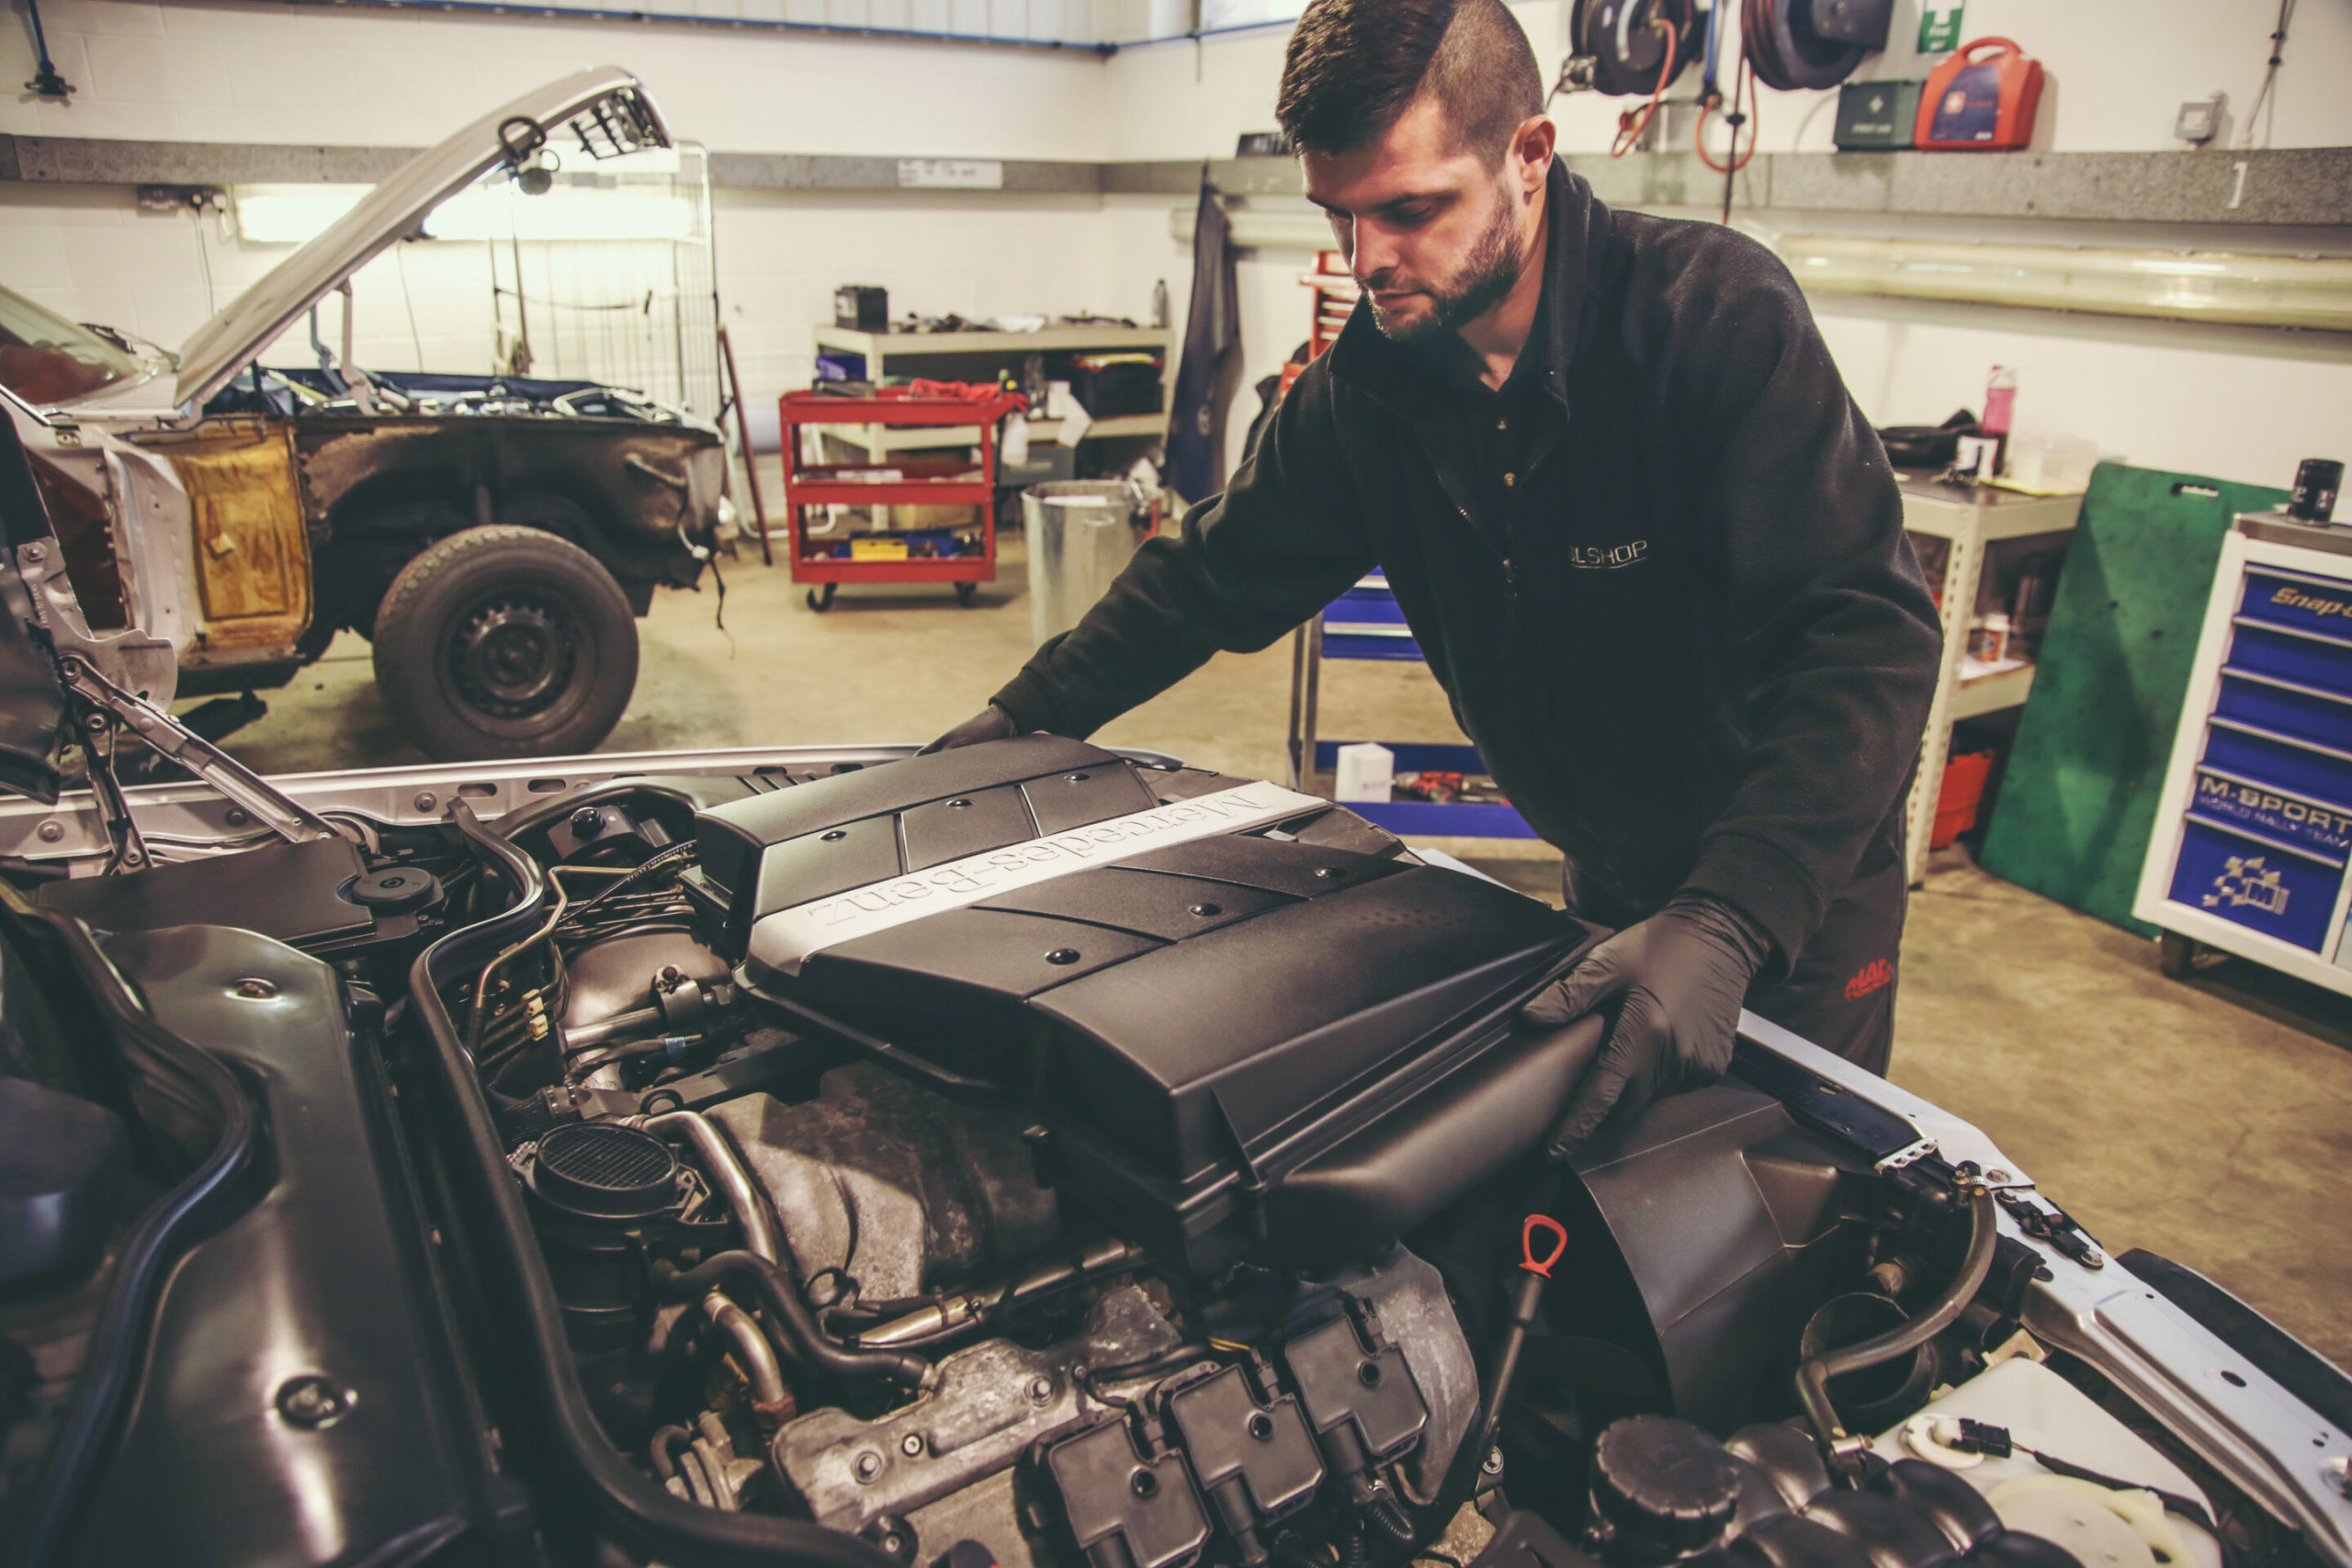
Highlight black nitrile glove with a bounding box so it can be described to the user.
[918,703,1018,754]
[1529,895,1771,1156]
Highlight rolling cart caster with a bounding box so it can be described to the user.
[954,581,978,607]
[2158,931,2193,979]
[806,584,836,612]
[2157,930,2223,980]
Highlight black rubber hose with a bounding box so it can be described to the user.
[6,897,260,1568]
[661,1252,931,1391]
[490,779,704,844]
[648,1426,692,1482]
[403,818,899,1568]
[1367,1495,1419,1546]
[1797,1187,2000,1463]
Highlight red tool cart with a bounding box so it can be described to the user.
[777,383,1027,610]
[1281,250,1361,401]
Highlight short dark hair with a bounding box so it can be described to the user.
[1275,0,1545,163]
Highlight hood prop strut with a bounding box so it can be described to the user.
[59,655,343,857]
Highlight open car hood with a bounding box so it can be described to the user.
[0,414,72,803]
[173,67,671,412]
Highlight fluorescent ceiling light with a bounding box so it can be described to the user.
[234,161,694,247]
[234,186,370,244]
[1778,233,2352,333]
[422,183,695,243]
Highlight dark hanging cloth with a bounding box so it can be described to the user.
[1166,183,1240,504]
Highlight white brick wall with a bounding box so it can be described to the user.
[3,0,2347,489]
[3,0,1123,414]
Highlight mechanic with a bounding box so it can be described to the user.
[928,0,1941,1144]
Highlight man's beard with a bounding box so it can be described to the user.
[1367,186,1525,346]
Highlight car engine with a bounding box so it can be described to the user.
[23,734,2304,1566]
[430,736,1581,1565]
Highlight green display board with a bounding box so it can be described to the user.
[1979,461,2291,935]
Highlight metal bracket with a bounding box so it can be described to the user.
[14,539,176,705]
[1872,1135,1939,1175]
[57,655,340,852]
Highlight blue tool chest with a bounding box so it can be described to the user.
[2137,520,2352,991]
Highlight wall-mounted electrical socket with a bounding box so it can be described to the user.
[2175,94,2226,146]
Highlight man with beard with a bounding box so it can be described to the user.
[927,0,1941,1142]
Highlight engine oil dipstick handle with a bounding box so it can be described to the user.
[1449,1172,1568,1519]
[1521,1215,1568,1279]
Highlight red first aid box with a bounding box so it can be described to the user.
[1915,37,2044,151]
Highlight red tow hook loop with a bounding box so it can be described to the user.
[1521,1214,1568,1279]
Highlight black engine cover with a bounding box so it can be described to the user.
[694,737,1589,1275]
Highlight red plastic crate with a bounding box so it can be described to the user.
[1932,750,1997,848]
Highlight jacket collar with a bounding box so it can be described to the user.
[1327,158,1605,419]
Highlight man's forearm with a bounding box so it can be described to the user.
[989,536,1232,737]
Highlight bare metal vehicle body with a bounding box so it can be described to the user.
[2,69,725,761]
[2,392,2348,1568]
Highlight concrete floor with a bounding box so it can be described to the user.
[212,537,2352,1367]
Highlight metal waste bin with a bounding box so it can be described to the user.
[1023,481,1152,648]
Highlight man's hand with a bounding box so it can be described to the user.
[1529,897,1770,1156]
[918,704,1019,755]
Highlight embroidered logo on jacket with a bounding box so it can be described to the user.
[1843,957,1894,1000]
[1568,541,1650,570]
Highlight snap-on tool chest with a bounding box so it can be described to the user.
[2135,515,2352,993]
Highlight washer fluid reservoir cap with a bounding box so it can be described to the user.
[346,865,444,912]
[1589,1416,1740,1559]
[528,1122,680,1221]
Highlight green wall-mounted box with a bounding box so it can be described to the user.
[1834,81,1923,151]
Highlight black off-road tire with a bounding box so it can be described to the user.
[372,525,638,761]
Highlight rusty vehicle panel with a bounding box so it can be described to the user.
[0,70,727,761]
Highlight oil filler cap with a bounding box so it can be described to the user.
[345,865,444,912]
[1589,1416,1740,1558]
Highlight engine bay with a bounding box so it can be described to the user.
[6,738,2339,1568]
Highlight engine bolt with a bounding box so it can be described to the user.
[947,798,972,809]
[233,977,277,999]
[1482,1447,1505,1476]
[224,808,250,828]
[1029,1376,1055,1404]
[1188,903,1221,918]
[1314,867,1344,880]
[821,829,847,841]
[1045,949,1080,965]
[571,806,605,837]
[276,1374,353,1429]
[1065,773,1090,783]
[900,1433,924,1457]
[413,792,438,814]
[36,820,63,842]
[854,1451,884,1483]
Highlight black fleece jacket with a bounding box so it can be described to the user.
[993,162,1940,966]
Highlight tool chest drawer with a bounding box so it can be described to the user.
[2165,817,2342,953]
[2186,767,2352,861]
[2222,618,2352,698]
[2236,567,2352,637]
[2200,719,2352,808]
[1320,575,1422,661]
[2211,669,2352,753]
